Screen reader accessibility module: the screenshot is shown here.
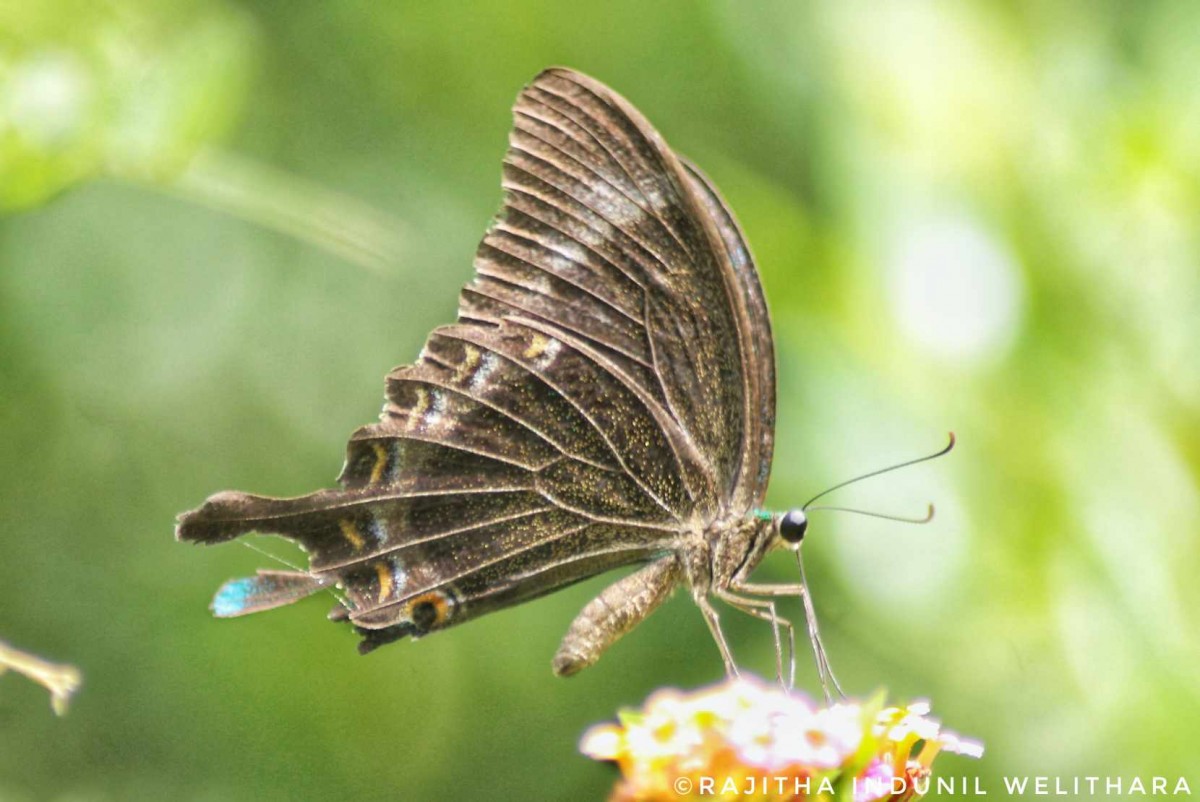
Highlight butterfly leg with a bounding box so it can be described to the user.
[728,578,845,701]
[694,593,740,678]
[715,590,796,689]
[553,556,681,677]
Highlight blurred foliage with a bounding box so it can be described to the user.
[0,0,253,210]
[1,1,1197,801]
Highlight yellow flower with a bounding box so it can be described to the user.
[581,678,982,802]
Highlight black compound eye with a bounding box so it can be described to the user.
[779,509,808,544]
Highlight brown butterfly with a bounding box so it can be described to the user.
[177,68,951,692]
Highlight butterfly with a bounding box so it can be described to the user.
[177,67,950,693]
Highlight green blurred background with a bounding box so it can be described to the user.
[2,1,1198,799]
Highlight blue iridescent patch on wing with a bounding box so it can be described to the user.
[212,577,259,618]
[209,571,329,618]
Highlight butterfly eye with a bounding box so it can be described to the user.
[779,509,808,545]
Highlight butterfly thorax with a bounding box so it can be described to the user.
[681,514,774,596]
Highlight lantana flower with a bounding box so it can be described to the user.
[581,678,982,802]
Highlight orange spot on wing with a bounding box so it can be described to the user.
[375,562,394,602]
[338,519,366,550]
[406,591,452,627]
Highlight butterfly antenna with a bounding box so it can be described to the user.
[805,503,935,525]
[802,432,956,510]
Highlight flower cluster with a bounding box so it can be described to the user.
[581,678,982,802]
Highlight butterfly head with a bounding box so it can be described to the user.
[750,508,811,555]
[776,509,808,549]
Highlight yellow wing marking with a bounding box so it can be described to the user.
[368,441,388,484]
[375,562,394,603]
[338,519,366,550]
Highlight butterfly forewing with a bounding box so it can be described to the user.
[177,68,776,655]
[678,160,776,509]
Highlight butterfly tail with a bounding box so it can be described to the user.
[211,570,331,617]
[175,488,368,568]
[176,490,320,544]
